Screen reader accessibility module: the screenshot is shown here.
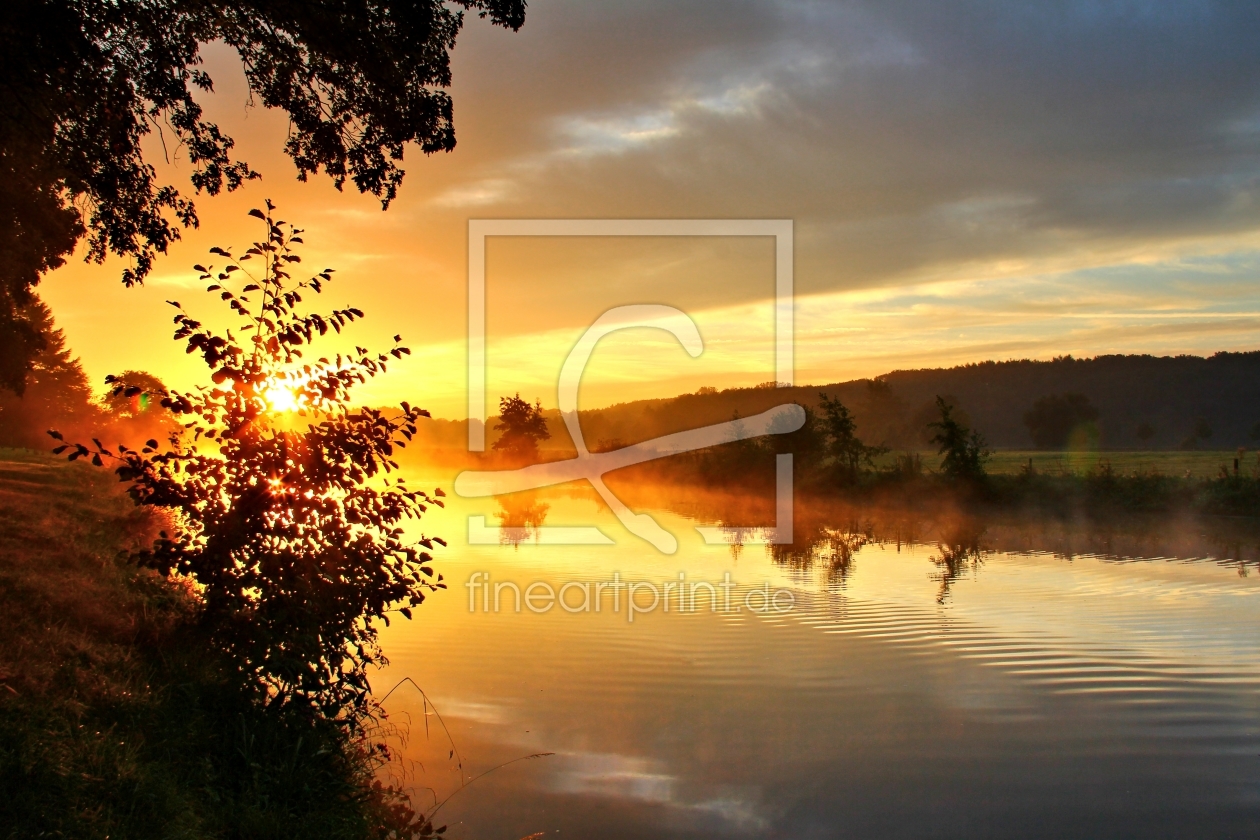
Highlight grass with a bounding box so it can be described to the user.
[869,449,1257,479]
[627,444,1260,518]
[983,449,1255,478]
[0,448,419,839]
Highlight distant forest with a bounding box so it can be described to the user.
[414,352,1260,455]
[8,343,1260,456]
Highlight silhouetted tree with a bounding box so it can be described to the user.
[0,0,525,391]
[929,396,989,481]
[101,370,168,419]
[819,392,885,484]
[0,295,98,448]
[908,394,971,448]
[54,204,445,720]
[97,369,181,449]
[1180,417,1214,450]
[1136,421,1156,445]
[766,403,823,457]
[493,394,550,462]
[1023,393,1100,449]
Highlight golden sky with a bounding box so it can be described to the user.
[39,1,1260,419]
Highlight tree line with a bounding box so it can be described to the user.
[451,353,1260,456]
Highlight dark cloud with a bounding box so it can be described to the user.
[430,0,1260,307]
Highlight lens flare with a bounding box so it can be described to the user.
[263,382,301,413]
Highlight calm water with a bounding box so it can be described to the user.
[376,481,1260,839]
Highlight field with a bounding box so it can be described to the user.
[0,448,414,839]
[882,450,1255,479]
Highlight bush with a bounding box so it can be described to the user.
[56,204,446,721]
[928,396,989,482]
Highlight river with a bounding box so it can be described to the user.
[375,479,1260,839]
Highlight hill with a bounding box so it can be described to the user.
[412,351,1260,454]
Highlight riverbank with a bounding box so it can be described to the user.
[589,445,1260,520]
[0,449,416,839]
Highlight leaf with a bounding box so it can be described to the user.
[249,208,266,219]
[47,430,64,441]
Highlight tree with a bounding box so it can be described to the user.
[1023,393,1100,449]
[101,370,169,419]
[928,396,989,481]
[766,403,823,458]
[818,392,885,484]
[1180,417,1213,450]
[1136,421,1156,445]
[908,394,971,448]
[0,295,98,448]
[0,0,526,392]
[493,393,551,462]
[55,204,445,720]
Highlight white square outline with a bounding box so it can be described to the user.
[466,218,794,451]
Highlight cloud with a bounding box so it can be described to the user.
[546,750,768,832]
[47,1,1260,412]
[436,0,1260,306]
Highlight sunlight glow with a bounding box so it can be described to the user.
[263,382,302,413]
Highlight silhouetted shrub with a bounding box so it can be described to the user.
[55,204,445,721]
[929,396,989,481]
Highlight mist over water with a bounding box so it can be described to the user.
[377,475,1260,839]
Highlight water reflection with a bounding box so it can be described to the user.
[494,491,550,546]
[929,523,987,604]
[378,476,1260,840]
[621,477,1260,592]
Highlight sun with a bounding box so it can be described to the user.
[263,382,301,413]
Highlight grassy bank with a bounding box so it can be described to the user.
[612,444,1260,519]
[0,449,416,839]
[884,449,1257,479]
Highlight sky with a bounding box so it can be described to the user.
[40,0,1260,419]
